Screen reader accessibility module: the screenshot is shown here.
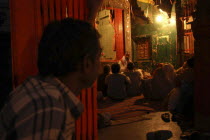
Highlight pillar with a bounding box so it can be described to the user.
[192,0,210,132]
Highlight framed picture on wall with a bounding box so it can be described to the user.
[135,36,152,60]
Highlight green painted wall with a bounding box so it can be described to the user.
[132,2,178,69]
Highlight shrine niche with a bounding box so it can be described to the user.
[131,36,153,72]
[95,0,131,61]
[96,9,116,60]
[135,37,152,60]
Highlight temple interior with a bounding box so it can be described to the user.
[1,0,210,139]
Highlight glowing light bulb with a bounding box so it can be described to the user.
[156,15,163,22]
[169,18,176,25]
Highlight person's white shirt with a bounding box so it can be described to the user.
[118,55,131,72]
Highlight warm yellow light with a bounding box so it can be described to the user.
[159,9,164,13]
[156,15,163,22]
[169,18,176,25]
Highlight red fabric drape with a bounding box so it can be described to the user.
[10,0,38,86]
[10,0,98,139]
[114,8,124,60]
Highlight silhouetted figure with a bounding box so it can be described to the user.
[105,63,131,100]
[124,62,143,97]
[142,63,176,100]
[97,64,111,97]
[169,57,194,119]
[0,18,102,140]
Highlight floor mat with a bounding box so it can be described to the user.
[98,95,166,126]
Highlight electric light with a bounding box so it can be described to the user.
[169,18,176,25]
[156,15,163,22]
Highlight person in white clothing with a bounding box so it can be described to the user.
[118,53,131,72]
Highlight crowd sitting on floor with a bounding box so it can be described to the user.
[97,60,178,102]
[97,57,194,105]
[97,62,146,101]
[97,56,196,138]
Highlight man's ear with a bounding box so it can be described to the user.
[81,55,92,73]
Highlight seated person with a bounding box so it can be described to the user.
[97,64,111,97]
[133,62,144,79]
[165,57,195,138]
[118,52,131,72]
[124,62,143,97]
[105,63,131,100]
[142,63,176,100]
[168,57,194,121]
[152,64,176,100]
[151,62,164,76]
[133,61,146,79]
[176,57,194,87]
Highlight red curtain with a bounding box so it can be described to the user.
[114,8,124,60]
[10,0,98,139]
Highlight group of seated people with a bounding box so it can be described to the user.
[97,57,194,108]
[97,56,195,137]
[141,57,195,127]
[142,57,194,120]
[97,62,144,100]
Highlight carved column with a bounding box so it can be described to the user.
[192,0,210,132]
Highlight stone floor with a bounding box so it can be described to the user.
[98,112,182,140]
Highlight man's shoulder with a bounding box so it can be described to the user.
[5,77,64,113]
[98,73,108,80]
[119,73,128,77]
[14,76,62,97]
[106,74,114,78]
[0,77,67,135]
